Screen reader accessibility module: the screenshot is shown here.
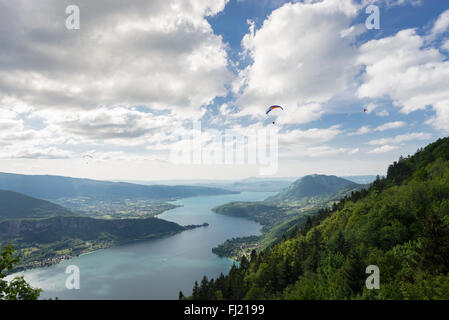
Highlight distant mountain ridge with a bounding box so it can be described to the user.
[0,172,237,200]
[266,174,360,203]
[130,177,297,192]
[0,189,74,221]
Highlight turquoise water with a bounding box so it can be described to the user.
[9,192,273,300]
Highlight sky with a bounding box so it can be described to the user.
[0,0,448,181]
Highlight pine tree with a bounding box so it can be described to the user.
[416,211,449,275]
[302,216,313,235]
[240,255,249,270]
[199,276,210,299]
[342,248,366,296]
[192,280,200,299]
[289,226,299,239]
[335,231,348,255]
[250,249,257,263]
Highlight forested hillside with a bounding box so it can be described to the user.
[266,175,360,203]
[186,137,449,300]
[0,190,74,221]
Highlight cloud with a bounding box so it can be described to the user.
[275,103,323,125]
[367,132,432,145]
[374,121,406,132]
[376,109,390,117]
[0,146,72,159]
[0,0,231,114]
[361,0,422,7]
[80,151,168,163]
[368,144,399,154]
[284,145,360,158]
[431,9,449,37]
[233,0,359,122]
[305,146,349,157]
[348,126,371,136]
[441,39,449,52]
[38,106,174,143]
[357,21,449,132]
[280,125,342,145]
[363,102,379,114]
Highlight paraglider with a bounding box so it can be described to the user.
[266,105,283,124]
[266,105,284,115]
[363,108,368,113]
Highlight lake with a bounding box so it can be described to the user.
[9,191,274,300]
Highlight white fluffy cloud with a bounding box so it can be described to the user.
[361,0,422,7]
[280,125,342,145]
[367,132,432,145]
[0,0,231,113]
[233,0,360,121]
[0,147,72,160]
[348,125,371,136]
[376,110,390,117]
[368,144,399,154]
[357,21,449,132]
[431,9,449,37]
[375,121,406,132]
[0,0,232,159]
[304,146,351,157]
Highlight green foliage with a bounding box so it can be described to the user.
[212,236,260,258]
[212,202,289,227]
[186,137,449,300]
[0,244,41,300]
[0,190,74,221]
[267,174,361,203]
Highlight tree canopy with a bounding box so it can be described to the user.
[0,244,42,300]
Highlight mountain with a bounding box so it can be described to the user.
[187,137,449,300]
[227,179,295,192]
[0,190,74,221]
[0,172,237,201]
[266,174,361,203]
[211,175,364,257]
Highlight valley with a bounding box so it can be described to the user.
[0,173,239,273]
[210,175,370,261]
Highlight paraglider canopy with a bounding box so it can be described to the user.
[266,105,284,115]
